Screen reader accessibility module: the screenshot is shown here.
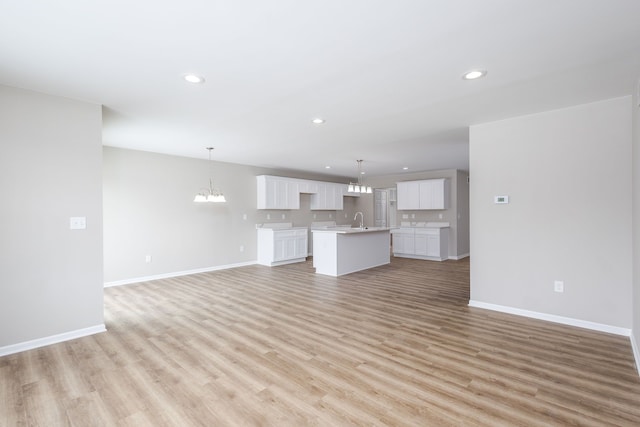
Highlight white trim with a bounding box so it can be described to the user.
[0,324,106,357]
[631,333,640,375]
[392,253,470,261]
[468,300,631,336]
[258,258,307,267]
[393,253,447,262]
[104,260,258,287]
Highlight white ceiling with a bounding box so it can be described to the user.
[2,0,639,178]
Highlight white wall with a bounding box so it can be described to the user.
[103,147,357,284]
[456,170,470,257]
[0,85,104,350]
[633,78,640,368]
[470,96,633,329]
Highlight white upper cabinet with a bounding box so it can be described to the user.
[310,182,344,210]
[256,176,300,210]
[396,178,450,210]
[419,179,449,210]
[396,181,420,210]
[297,179,318,194]
[257,176,353,210]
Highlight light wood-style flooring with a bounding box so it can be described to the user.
[1,257,639,426]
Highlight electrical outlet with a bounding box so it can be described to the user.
[554,281,564,293]
[267,214,271,220]
[240,245,244,252]
[242,213,247,220]
[281,213,286,219]
[145,255,152,263]
[69,217,86,230]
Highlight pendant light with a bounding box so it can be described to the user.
[194,147,226,203]
[347,160,372,194]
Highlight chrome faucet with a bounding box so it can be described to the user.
[354,212,364,229]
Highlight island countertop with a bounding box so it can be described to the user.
[311,226,390,234]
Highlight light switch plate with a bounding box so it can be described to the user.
[554,280,564,293]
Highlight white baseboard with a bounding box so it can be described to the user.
[468,300,631,336]
[104,260,258,287]
[393,253,447,262]
[631,332,640,375]
[0,324,106,357]
[258,257,307,267]
[449,253,470,260]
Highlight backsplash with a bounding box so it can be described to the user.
[394,210,454,227]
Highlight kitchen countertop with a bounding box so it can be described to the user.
[256,222,308,230]
[392,222,450,229]
[312,226,390,234]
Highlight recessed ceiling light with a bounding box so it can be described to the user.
[462,70,487,80]
[183,74,205,84]
[325,165,331,169]
[403,167,409,170]
[312,118,325,124]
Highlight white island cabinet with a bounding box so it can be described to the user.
[257,223,308,266]
[312,228,390,276]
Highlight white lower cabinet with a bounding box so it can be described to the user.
[392,230,415,255]
[273,230,307,262]
[391,227,449,261]
[258,227,308,266]
[426,234,441,257]
[416,229,445,258]
[414,232,428,256]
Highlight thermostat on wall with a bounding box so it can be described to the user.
[494,195,509,204]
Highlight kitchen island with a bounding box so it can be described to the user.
[311,227,390,276]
